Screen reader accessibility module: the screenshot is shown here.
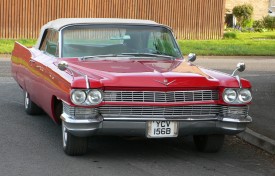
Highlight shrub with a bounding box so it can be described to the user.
[224,28,241,32]
[252,20,266,32]
[223,32,237,39]
[232,4,254,28]
[262,16,275,31]
[253,20,264,28]
[254,28,267,32]
[241,28,254,32]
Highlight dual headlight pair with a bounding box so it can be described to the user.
[71,89,103,106]
[223,88,252,104]
[70,88,252,105]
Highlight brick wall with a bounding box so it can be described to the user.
[226,0,269,20]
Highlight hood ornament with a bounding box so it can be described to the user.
[154,79,176,86]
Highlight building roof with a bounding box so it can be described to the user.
[35,18,160,48]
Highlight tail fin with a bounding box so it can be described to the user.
[11,42,32,62]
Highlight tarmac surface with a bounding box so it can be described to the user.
[1,55,275,154]
[196,56,275,154]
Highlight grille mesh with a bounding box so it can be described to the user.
[99,105,248,119]
[104,90,218,103]
[63,103,248,120]
[220,106,248,118]
[63,103,98,119]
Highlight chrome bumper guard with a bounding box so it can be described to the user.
[60,112,252,137]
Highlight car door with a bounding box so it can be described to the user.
[29,29,59,109]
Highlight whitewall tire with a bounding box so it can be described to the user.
[24,90,42,115]
[62,121,88,156]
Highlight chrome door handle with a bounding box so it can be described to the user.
[29,59,36,63]
[36,65,44,72]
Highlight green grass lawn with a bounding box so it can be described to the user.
[179,32,275,56]
[1,32,275,56]
[0,39,36,54]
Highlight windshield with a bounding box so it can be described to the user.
[61,25,182,58]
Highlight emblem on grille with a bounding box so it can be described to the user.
[154,79,176,86]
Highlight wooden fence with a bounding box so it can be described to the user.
[0,0,225,40]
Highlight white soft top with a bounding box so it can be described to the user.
[35,18,160,48]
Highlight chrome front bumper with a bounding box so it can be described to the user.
[60,113,252,137]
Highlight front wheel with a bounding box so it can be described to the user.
[193,134,225,153]
[24,91,43,115]
[62,122,88,156]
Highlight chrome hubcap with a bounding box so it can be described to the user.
[25,92,29,109]
[62,122,67,148]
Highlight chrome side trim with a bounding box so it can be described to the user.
[58,28,62,57]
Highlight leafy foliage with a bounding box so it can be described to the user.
[252,20,266,32]
[253,20,264,29]
[223,32,237,39]
[232,4,254,28]
[262,16,275,31]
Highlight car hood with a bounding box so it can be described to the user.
[61,58,250,89]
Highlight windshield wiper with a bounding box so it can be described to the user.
[80,54,136,60]
[80,53,175,61]
[121,53,175,59]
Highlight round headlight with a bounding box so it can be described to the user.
[87,90,103,105]
[238,89,252,103]
[71,90,86,105]
[223,89,237,103]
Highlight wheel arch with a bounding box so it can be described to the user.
[51,95,63,124]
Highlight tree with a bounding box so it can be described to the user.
[232,4,254,28]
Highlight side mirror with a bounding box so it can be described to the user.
[231,62,245,76]
[237,62,245,72]
[58,61,69,71]
[187,53,196,62]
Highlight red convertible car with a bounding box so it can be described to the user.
[11,18,252,155]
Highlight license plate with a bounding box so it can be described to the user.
[147,121,178,138]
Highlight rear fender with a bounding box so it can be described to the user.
[11,42,33,91]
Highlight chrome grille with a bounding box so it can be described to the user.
[63,102,98,119]
[100,105,220,118]
[99,105,248,119]
[220,106,248,118]
[104,90,218,103]
[63,102,75,116]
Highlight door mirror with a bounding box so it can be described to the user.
[187,53,196,62]
[237,63,245,72]
[58,61,69,71]
[231,62,246,76]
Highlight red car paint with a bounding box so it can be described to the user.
[11,42,251,123]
